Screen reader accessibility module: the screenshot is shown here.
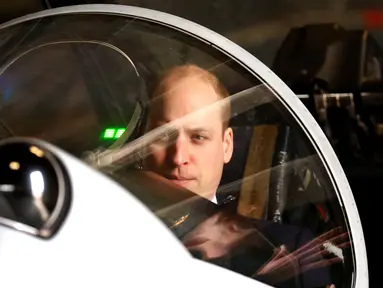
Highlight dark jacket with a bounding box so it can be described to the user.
[211,192,332,288]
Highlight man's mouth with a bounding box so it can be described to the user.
[166,175,195,186]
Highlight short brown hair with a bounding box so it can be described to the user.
[150,64,231,130]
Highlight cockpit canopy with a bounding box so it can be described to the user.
[0,6,367,288]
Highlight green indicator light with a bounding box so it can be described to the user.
[103,128,115,139]
[114,128,125,139]
[101,128,126,140]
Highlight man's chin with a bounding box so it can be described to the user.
[168,179,202,196]
[169,179,195,190]
[168,179,215,202]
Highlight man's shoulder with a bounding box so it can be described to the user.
[217,193,313,250]
[254,219,312,250]
[216,195,333,287]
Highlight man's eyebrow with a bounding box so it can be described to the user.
[185,127,212,134]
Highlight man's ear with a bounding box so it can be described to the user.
[223,127,234,164]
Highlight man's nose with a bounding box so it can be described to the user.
[169,134,190,166]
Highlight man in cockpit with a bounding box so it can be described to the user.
[143,64,234,204]
[142,64,337,288]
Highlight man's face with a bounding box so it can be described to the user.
[143,76,233,201]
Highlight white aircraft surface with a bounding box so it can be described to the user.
[0,4,368,288]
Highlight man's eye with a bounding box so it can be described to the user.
[192,134,206,141]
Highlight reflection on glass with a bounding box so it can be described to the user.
[0,14,355,288]
[0,184,14,192]
[9,161,19,170]
[30,146,44,157]
[0,141,61,234]
[30,169,49,222]
[100,62,351,287]
[30,170,44,199]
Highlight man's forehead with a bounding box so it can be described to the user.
[152,77,220,110]
[150,113,219,131]
[147,73,226,131]
[149,101,222,126]
[163,74,219,98]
